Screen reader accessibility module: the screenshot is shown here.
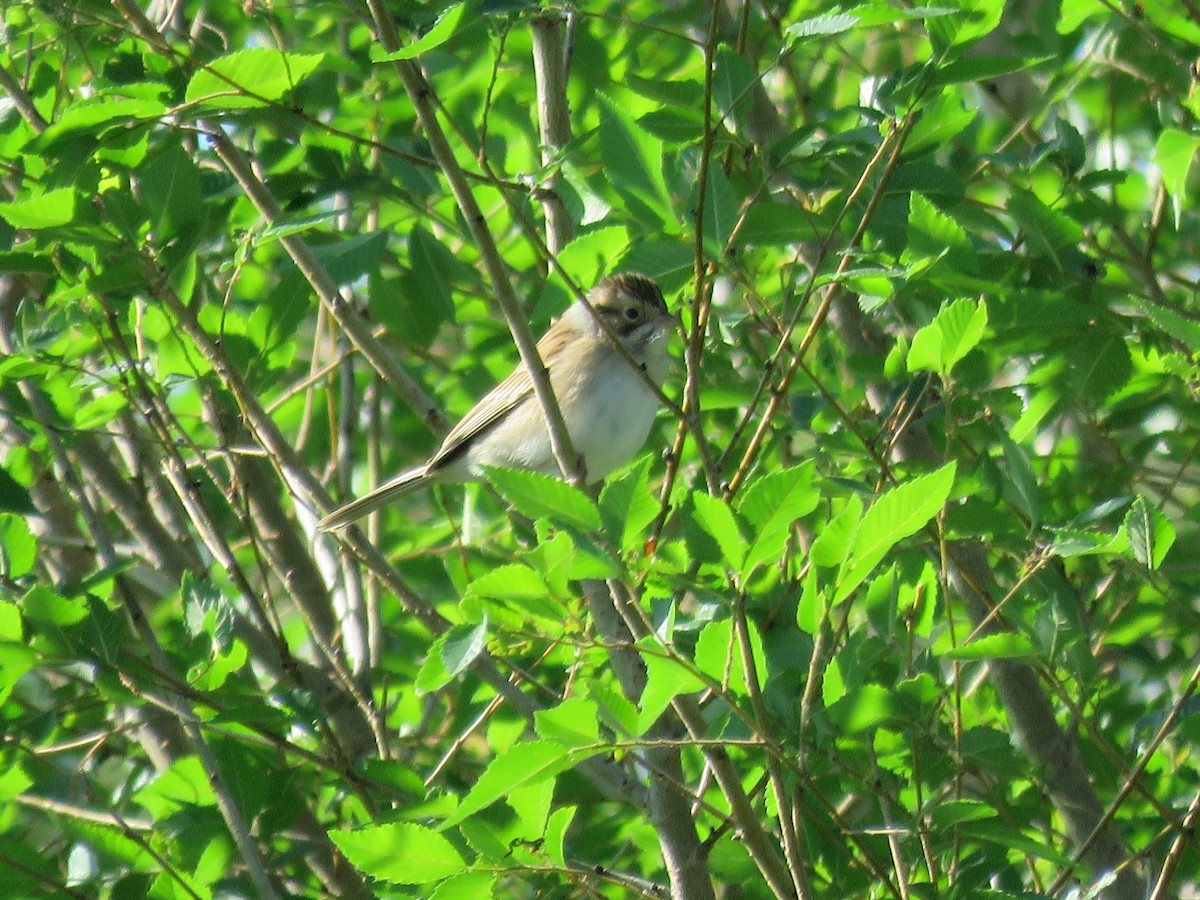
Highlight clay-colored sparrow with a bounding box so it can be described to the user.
[319,272,673,531]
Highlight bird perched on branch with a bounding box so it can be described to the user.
[319,272,673,531]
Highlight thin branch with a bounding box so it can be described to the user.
[362,0,583,485]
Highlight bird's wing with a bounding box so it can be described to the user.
[427,324,572,472]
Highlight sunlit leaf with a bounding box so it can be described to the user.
[185,48,324,108]
[686,492,747,569]
[0,189,75,229]
[1155,129,1200,228]
[330,823,463,884]
[737,462,818,577]
[440,741,594,830]
[944,632,1037,661]
[484,467,602,531]
[374,3,468,61]
[835,463,956,603]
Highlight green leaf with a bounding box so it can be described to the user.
[441,617,487,679]
[637,108,703,145]
[1137,299,1200,351]
[599,456,658,552]
[311,230,390,286]
[1155,129,1200,228]
[930,55,1050,87]
[905,91,975,154]
[737,462,818,577]
[0,642,34,705]
[796,569,824,634]
[0,189,76,229]
[182,572,233,651]
[906,323,944,375]
[185,48,324,108]
[72,392,129,432]
[928,799,998,829]
[828,683,900,733]
[784,12,859,41]
[588,679,638,737]
[0,764,32,804]
[0,252,56,276]
[133,756,217,817]
[834,462,956,604]
[1000,433,1039,529]
[1067,335,1131,404]
[428,872,497,900]
[139,142,202,241]
[35,94,166,145]
[330,823,464,884]
[544,806,577,868]
[903,194,976,273]
[441,741,592,830]
[637,640,706,733]
[0,598,21,641]
[958,818,1073,865]
[739,201,823,246]
[1046,528,1122,558]
[409,225,458,324]
[467,564,549,601]
[809,494,862,569]
[944,632,1036,661]
[260,209,341,241]
[598,98,672,230]
[701,167,740,258]
[1124,496,1175,570]
[618,238,695,283]
[713,46,756,128]
[694,617,766,697]
[483,467,602,531]
[535,696,600,748]
[0,467,35,515]
[417,618,488,692]
[506,778,553,841]
[374,3,468,61]
[907,298,987,376]
[686,492,747,568]
[926,0,1003,54]
[20,584,86,625]
[555,226,630,290]
[1007,189,1083,269]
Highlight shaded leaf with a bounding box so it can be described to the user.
[0,467,35,515]
[1124,496,1175,570]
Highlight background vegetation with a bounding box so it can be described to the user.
[2,0,1199,897]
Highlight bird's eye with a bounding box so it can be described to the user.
[624,306,640,321]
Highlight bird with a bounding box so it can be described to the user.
[319,272,674,531]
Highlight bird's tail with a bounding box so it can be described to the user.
[318,466,429,531]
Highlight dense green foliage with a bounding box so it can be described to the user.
[2,0,1199,898]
